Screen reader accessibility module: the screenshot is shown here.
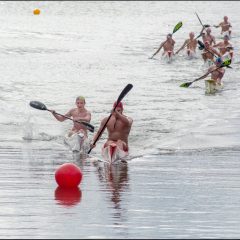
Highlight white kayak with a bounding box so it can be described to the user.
[64,132,89,153]
[205,79,223,94]
[101,142,129,164]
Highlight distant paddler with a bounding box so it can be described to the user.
[202,27,216,46]
[200,40,221,66]
[175,32,197,58]
[150,33,176,60]
[213,34,234,60]
[49,96,91,139]
[214,16,232,38]
[204,57,226,86]
[149,22,182,60]
[180,57,231,90]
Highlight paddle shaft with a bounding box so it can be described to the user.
[49,109,91,129]
[87,105,118,154]
[92,108,115,144]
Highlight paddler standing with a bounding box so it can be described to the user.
[150,33,176,60]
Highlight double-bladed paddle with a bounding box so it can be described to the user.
[149,21,183,59]
[87,83,133,154]
[29,100,95,133]
[179,58,232,88]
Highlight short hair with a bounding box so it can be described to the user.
[76,96,85,103]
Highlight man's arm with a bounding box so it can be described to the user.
[213,42,221,48]
[214,23,221,28]
[150,42,164,59]
[114,111,131,126]
[50,109,72,122]
[211,47,221,57]
[212,36,216,45]
[175,39,188,54]
[91,117,108,146]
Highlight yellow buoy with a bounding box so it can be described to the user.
[33,9,40,15]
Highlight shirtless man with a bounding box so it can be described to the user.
[202,28,216,46]
[214,16,232,38]
[91,101,133,153]
[213,34,234,59]
[175,32,197,57]
[201,40,221,64]
[202,57,226,85]
[50,96,91,138]
[150,33,175,59]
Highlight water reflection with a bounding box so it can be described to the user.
[95,161,129,209]
[54,186,82,207]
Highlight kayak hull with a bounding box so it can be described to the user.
[64,132,88,153]
[101,142,129,164]
[205,79,223,94]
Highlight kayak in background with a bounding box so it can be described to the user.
[205,79,224,94]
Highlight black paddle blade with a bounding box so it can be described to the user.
[180,82,192,88]
[116,84,133,104]
[197,40,205,49]
[173,21,183,34]
[203,24,210,28]
[29,101,47,110]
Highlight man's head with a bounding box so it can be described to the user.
[167,33,172,39]
[223,34,229,42]
[113,101,123,113]
[189,32,195,38]
[206,28,211,34]
[224,16,228,21]
[75,96,85,108]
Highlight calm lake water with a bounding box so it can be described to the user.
[1,1,240,238]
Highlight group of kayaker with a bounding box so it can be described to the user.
[150,16,234,86]
[48,15,233,159]
[50,96,133,159]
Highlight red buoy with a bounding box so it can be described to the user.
[55,163,82,188]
